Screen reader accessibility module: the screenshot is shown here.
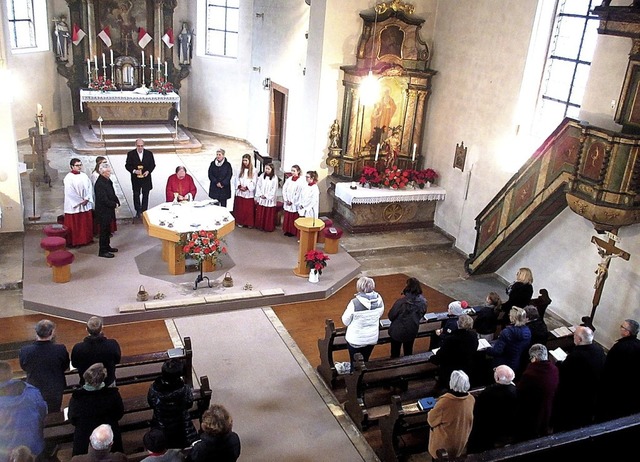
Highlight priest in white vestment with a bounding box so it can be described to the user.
[63,158,94,247]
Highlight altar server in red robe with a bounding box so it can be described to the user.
[254,163,278,232]
[165,166,197,202]
[282,165,303,237]
[232,154,256,227]
[63,158,94,247]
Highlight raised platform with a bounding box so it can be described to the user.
[67,122,202,155]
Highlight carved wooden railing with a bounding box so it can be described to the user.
[466,118,640,274]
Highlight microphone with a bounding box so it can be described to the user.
[311,207,315,227]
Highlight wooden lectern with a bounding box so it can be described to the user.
[293,217,325,277]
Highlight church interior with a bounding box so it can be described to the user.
[1,0,640,461]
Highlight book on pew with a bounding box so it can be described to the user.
[380,319,391,328]
[477,338,491,350]
[550,326,573,338]
[424,312,449,321]
[549,347,568,362]
[167,347,185,358]
[417,396,436,411]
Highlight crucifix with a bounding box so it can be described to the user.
[581,230,630,330]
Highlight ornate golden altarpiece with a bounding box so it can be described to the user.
[329,1,436,180]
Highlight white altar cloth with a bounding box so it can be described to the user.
[335,182,446,206]
[79,89,180,112]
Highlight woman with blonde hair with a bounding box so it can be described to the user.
[487,307,531,377]
[232,154,256,227]
[189,404,240,461]
[500,267,534,325]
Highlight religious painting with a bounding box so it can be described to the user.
[453,141,467,172]
[581,141,607,181]
[509,167,540,221]
[547,128,580,186]
[98,0,150,56]
[477,206,502,252]
[379,25,404,60]
[363,76,407,152]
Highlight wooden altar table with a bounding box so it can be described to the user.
[143,201,234,275]
[331,182,446,233]
[80,89,180,122]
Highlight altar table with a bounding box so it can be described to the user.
[80,89,180,122]
[331,182,447,233]
[143,201,234,275]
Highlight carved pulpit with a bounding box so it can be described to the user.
[330,0,436,180]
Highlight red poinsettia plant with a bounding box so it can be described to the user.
[88,76,116,91]
[409,168,439,186]
[359,166,381,186]
[182,230,227,264]
[150,78,174,95]
[305,249,330,275]
[382,166,410,189]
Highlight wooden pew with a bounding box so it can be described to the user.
[317,318,442,388]
[344,351,438,430]
[44,376,212,449]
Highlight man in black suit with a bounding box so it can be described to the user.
[125,139,156,218]
[94,163,120,258]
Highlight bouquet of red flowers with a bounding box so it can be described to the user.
[358,166,381,186]
[88,76,116,91]
[382,166,410,189]
[182,230,227,265]
[410,168,439,186]
[150,78,174,95]
[305,249,330,275]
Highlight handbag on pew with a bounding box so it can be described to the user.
[136,285,149,302]
[222,272,234,287]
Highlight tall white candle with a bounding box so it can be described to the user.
[37,103,42,115]
[157,57,161,72]
[150,54,153,67]
[142,50,145,65]
[412,143,417,162]
[375,143,380,162]
[110,49,114,65]
[87,59,91,75]
[94,55,98,70]
[164,61,168,78]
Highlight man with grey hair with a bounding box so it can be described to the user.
[125,138,156,218]
[71,317,121,386]
[516,344,559,440]
[553,325,605,431]
[19,319,70,412]
[93,162,120,258]
[597,318,640,422]
[468,364,517,452]
[70,424,127,462]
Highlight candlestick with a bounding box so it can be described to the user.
[164,61,168,78]
[375,143,380,162]
[110,49,114,65]
[412,143,416,162]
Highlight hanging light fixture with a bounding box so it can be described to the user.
[359,8,380,106]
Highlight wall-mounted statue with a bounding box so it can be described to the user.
[178,23,194,65]
[52,16,71,62]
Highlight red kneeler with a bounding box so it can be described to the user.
[322,225,343,254]
[46,250,75,283]
[40,236,66,266]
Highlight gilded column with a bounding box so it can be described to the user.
[155,0,164,61]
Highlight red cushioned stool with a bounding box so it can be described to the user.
[46,250,75,283]
[322,226,343,254]
[40,236,66,266]
[43,224,69,239]
[317,217,334,244]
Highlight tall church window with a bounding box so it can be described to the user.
[5,0,48,53]
[206,0,239,58]
[533,0,598,136]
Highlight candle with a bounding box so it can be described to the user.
[102,53,106,69]
[164,61,168,77]
[375,143,380,162]
[142,50,145,65]
[110,49,114,65]
[412,143,417,162]
[150,54,153,67]
[94,55,98,70]
[36,103,42,115]
[87,59,91,75]
[157,57,161,72]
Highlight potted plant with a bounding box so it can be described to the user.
[305,249,330,283]
[381,166,410,189]
[181,230,227,268]
[358,166,381,187]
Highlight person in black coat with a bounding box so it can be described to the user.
[68,363,124,456]
[500,267,534,326]
[147,359,198,449]
[71,316,121,387]
[553,326,606,431]
[472,292,502,341]
[125,139,156,218]
[19,319,70,413]
[388,277,427,358]
[208,149,233,207]
[431,314,479,391]
[597,319,640,422]
[524,305,548,346]
[188,404,240,462]
[93,163,120,258]
[467,365,517,453]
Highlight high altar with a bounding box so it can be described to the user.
[328,0,444,232]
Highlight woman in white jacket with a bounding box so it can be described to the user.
[232,154,256,227]
[254,163,278,232]
[342,276,385,369]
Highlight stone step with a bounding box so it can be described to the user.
[341,228,454,257]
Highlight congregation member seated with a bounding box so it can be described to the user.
[165,166,197,202]
[387,277,428,358]
[486,307,531,377]
[70,424,127,462]
[467,365,517,453]
[430,314,478,392]
[553,326,605,431]
[516,344,559,441]
[141,428,185,462]
[596,318,640,422]
[68,363,124,456]
[500,267,534,326]
[147,359,198,449]
[431,300,468,349]
[188,404,241,462]
[472,292,502,341]
[524,305,548,346]
[427,370,475,459]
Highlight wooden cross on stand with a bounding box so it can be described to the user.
[582,231,630,330]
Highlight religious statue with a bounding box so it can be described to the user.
[593,245,622,290]
[329,120,340,148]
[178,23,194,65]
[52,16,71,62]
[384,126,402,168]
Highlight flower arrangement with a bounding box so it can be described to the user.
[88,76,116,91]
[181,230,227,265]
[359,166,381,186]
[150,78,174,95]
[382,166,410,189]
[409,168,439,187]
[305,249,330,275]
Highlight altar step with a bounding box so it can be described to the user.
[68,123,202,156]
